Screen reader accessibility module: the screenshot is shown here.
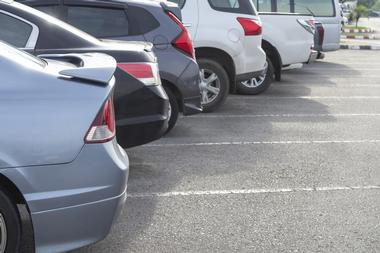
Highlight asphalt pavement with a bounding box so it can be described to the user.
[67,49,380,253]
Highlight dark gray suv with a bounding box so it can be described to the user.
[19,0,202,132]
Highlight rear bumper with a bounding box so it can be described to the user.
[114,68,170,148]
[235,68,266,83]
[2,141,129,253]
[174,60,202,116]
[306,50,319,64]
[183,95,203,115]
[31,187,127,253]
[116,87,169,148]
[234,40,267,76]
[155,49,202,116]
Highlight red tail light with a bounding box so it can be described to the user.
[117,63,161,86]
[237,17,262,36]
[166,11,195,59]
[85,96,115,144]
[317,25,325,46]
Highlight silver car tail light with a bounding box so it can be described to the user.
[85,96,116,144]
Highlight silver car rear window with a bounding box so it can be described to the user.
[0,42,45,67]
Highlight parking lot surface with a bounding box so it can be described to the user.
[72,50,380,252]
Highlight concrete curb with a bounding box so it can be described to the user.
[343,28,374,33]
[340,44,380,50]
[341,35,377,40]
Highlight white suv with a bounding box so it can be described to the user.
[167,0,268,112]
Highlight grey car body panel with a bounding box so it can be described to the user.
[0,47,114,168]
[0,42,129,252]
[2,141,129,253]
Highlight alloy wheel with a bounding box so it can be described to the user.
[199,68,221,105]
[0,213,7,253]
[167,102,172,121]
[240,65,268,88]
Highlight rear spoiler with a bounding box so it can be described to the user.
[160,1,182,21]
[39,53,117,84]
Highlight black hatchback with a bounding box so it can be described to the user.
[0,0,170,148]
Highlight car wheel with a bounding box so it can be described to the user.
[237,58,274,95]
[164,87,179,134]
[198,58,229,113]
[0,189,21,253]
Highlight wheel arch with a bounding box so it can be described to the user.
[161,79,183,113]
[0,173,27,207]
[262,40,282,81]
[195,47,236,93]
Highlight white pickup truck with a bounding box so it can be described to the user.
[253,0,342,82]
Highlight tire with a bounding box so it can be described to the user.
[198,58,230,113]
[237,58,274,95]
[164,87,179,134]
[0,189,21,253]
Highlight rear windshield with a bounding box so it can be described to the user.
[294,0,335,17]
[208,0,257,15]
[0,42,45,67]
[255,0,335,17]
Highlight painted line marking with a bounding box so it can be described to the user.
[185,113,380,119]
[229,96,380,100]
[302,68,380,71]
[274,84,380,87]
[145,140,380,148]
[128,185,380,198]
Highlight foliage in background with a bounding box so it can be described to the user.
[358,0,377,8]
[352,5,370,27]
[373,0,380,11]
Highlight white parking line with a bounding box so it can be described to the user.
[128,185,380,198]
[275,84,380,88]
[145,140,380,147]
[301,68,380,71]
[229,96,380,100]
[187,113,380,119]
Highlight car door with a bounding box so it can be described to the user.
[62,0,145,42]
[168,0,199,41]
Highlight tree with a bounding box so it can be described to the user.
[358,0,376,8]
[352,5,369,27]
[373,0,380,11]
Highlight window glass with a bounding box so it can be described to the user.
[208,0,257,15]
[277,0,291,12]
[0,13,32,48]
[167,0,186,8]
[0,41,45,67]
[66,6,129,38]
[35,5,60,18]
[255,0,272,12]
[127,6,160,35]
[294,0,335,17]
